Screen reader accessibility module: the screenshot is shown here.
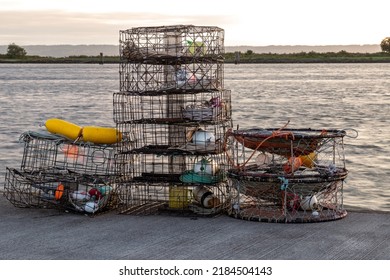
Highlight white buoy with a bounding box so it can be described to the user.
[300,195,318,211]
[84,201,99,213]
[193,186,220,208]
[193,158,219,175]
[71,191,90,201]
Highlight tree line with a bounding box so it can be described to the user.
[2,37,390,62]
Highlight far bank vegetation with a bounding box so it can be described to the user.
[1,43,390,64]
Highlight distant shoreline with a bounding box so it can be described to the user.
[1,52,390,64]
[0,44,382,58]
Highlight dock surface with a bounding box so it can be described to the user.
[0,195,389,260]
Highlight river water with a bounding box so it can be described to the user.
[1,63,389,212]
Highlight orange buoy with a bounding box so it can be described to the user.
[45,118,82,141]
[82,126,122,144]
[63,144,79,159]
[55,183,64,200]
[283,157,302,174]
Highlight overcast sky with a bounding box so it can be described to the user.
[1,0,388,46]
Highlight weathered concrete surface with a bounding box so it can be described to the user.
[0,195,389,260]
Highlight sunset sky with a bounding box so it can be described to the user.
[1,0,388,46]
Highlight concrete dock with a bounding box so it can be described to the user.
[0,194,389,260]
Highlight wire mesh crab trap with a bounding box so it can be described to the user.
[116,181,230,216]
[119,25,224,93]
[113,90,231,124]
[20,131,116,176]
[225,127,349,223]
[119,62,223,93]
[115,121,232,154]
[115,152,229,183]
[114,148,230,215]
[4,167,117,214]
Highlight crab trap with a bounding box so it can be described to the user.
[19,131,116,176]
[119,62,223,93]
[116,181,230,216]
[225,127,349,223]
[113,90,231,124]
[113,147,230,216]
[4,167,116,214]
[119,25,224,93]
[115,121,232,154]
[114,152,228,182]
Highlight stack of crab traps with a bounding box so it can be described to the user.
[114,25,233,216]
[4,120,121,215]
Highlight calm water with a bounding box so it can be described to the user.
[1,63,389,212]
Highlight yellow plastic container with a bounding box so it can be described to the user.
[82,126,122,144]
[169,186,190,209]
[45,118,82,141]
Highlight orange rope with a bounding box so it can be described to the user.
[224,120,294,170]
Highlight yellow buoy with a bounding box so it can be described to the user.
[299,152,317,168]
[82,126,122,144]
[45,118,82,141]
